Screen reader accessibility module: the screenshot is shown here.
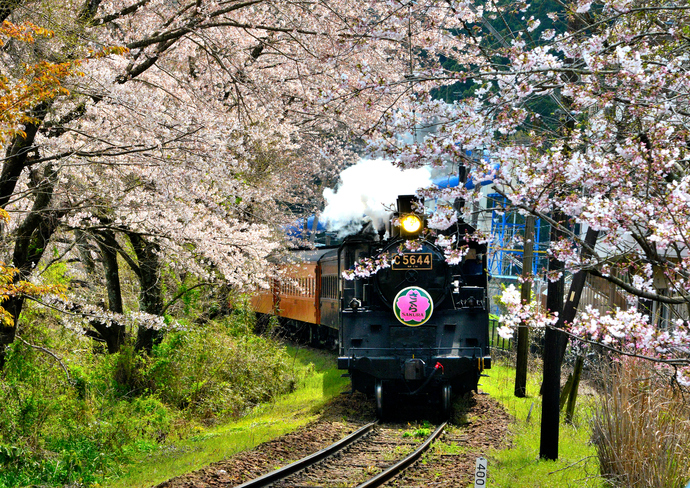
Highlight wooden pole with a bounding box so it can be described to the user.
[540,212,565,460]
[559,373,574,411]
[540,8,592,457]
[515,215,535,397]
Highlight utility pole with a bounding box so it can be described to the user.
[540,4,587,458]
[541,226,599,459]
[515,215,535,397]
[540,212,565,460]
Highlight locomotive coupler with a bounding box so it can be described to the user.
[404,358,426,380]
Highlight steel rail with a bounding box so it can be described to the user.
[233,421,376,488]
[355,421,447,488]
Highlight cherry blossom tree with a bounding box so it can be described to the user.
[0,16,88,365]
[0,0,418,360]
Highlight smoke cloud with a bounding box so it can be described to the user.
[321,158,432,236]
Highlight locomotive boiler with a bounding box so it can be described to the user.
[252,194,491,418]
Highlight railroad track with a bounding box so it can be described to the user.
[234,421,447,488]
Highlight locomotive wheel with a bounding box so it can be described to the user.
[375,380,385,420]
[441,384,453,420]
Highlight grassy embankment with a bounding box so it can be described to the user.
[0,299,347,488]
[105,345,348,488]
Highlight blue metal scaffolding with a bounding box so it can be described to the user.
[487,193,549,280]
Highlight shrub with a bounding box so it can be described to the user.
[592,358,690,488]
[0,309,295,486]
[147,316,295,419]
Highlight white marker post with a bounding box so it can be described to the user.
[474,457,488,487]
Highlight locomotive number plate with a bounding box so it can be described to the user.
[392,253,433,270]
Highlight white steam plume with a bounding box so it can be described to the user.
[321,159,432,236]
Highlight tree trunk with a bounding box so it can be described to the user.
[0,302,18,370]
[557,228,600,361]
[128,232,164,352]
[0,104,52,370]
[0,103,50,208]
[90,230,126,353]
[75,229,97,275]
[0,163,63,369]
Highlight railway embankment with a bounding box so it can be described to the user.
[104,344,348,488]
[0,311,313,488]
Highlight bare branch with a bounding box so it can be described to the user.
[16,336,74,384]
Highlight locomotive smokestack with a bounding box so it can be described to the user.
[397,194,418,215]
[454,164,467,214]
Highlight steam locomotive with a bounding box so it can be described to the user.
[251,195,491,418]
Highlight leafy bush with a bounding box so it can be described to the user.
[592,358,690,488]
[0,310,295,486]
[147,317,294,419]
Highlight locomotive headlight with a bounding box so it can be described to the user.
[401,214,422,234]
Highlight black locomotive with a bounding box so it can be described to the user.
[252,194,491,418]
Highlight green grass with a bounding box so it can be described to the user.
[480,360,604,488]
[104,345,348,488]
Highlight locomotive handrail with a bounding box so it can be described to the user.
[348,346,484,355]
